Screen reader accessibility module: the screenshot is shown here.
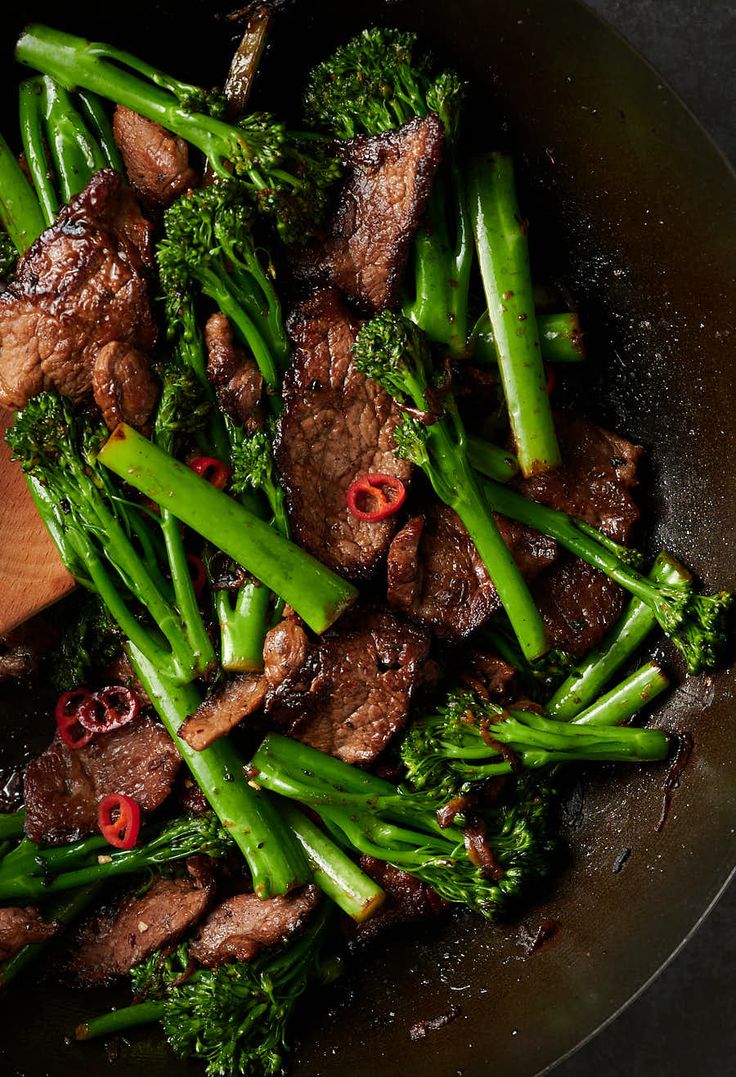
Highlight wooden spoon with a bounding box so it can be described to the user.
[0,407,75,636]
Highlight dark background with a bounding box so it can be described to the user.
[557,2,736,1075]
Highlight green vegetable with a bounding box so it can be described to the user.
[47,594,121,692]
[471,309,585,366]
[571,661,669,727]
[0,884,101,988]
[0,129,45,252]
[97,423,358,635]
[353,310,547,660]
[305,27,471,355]
[481,477,733,674]
[468,152,561,476]
[78,903,337,1077]
[547,553,691,719]
[16,24,340,242]
[400,688,670,800]
[0,814,232,902]
[251,734,559,919]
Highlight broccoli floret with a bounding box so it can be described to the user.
[48,594,121,692]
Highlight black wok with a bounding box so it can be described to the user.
[0,1,735,1074]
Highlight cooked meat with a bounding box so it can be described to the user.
[263,618,311,690]
[514,414,643,543]
[24,716,181,845]
[350,857,445,945]
[92,341,159,432]
[175,773,210,816]
[387,504,557,639]
[0,170,156,410]
[0,906,57,961]
[276,288,411,579]
[205,312,264,432]
[533,554,626,657]
[458,649,517,701]
[265,606,430,765]
[190,884,320,967]
[180,674,266,751]
[113,105,199,207]
[293,115,444,312]
[68,857,214,985]
[0,610,58,682]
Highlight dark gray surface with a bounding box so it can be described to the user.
[556,2,736,1074]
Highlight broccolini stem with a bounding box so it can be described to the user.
[471,310,585,366]
[16,25,256,180]
[75,90,125,171]
[77,1000,165,1041]
[0,811,24,840]
[468,153,561,476]
[42,75,107,202]
[280,801,386,922]
[547,553,690,719]
[128,645,310,899]
[0,883,101,988]
[98,425,358,634]
[0,129,45,252]
[572,661,669,727]
[215,580,271,672]
[467,435,519,483]
[19,79,58,226]
[159,508,216,677]
[428,421,548,659]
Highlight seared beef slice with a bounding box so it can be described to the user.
[387,504,556,639]
[92,341,159,432]
[520,415,643,655]
[276,288,411,578]
[0,170,156,409]
[191,885,320,967]
[180,673,266,751]
[113,106,198,207]
[264,607,430,764]
[294,115,444,312]
[68,858,214,985]
[205,312,264,431]
[24,717,181,845]
[351,857,445,945]
[0,906,56,961]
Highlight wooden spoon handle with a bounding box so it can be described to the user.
[0,407,75,636]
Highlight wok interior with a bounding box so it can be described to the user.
[0,1,735,1074]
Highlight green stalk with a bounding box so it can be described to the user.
[19,79,57,226]
[215,582,271,672]
[16,25,256,180]
[128,645,309,899]
[0,130,45,252]
[280,802,385,922]
[425,419,548,660]
[77,1000,165,1040]
[75,90,124,171]
[471,310,585,366]
[0,811,24,840]
[0,884,100,988]
[159,509,216,676]
[98,425,358,634]
[572,661,669,727]
[467,152,561,475]
[467,435,519,483]
[41,76,107,201]
[547,553,690,719]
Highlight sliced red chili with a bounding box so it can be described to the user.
[55,689,95,750]
[98,793,141,850]
[188,456,231,490]
[346,473,407,521]
[79,686,140,734]
[186,553,207,599]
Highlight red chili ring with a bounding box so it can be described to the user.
[188,456,232,490]
[346,473,407,521]
[55,689,95,750]
[79,686,140,734]
[98,793,141,850]
[186,553,207,600]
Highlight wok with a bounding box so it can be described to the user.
[1,1,735,1074]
